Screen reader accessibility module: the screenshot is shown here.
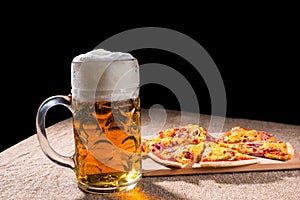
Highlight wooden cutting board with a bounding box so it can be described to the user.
[141,132,300,177]
[142,152,300,177]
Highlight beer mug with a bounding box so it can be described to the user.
[36,49,142,194]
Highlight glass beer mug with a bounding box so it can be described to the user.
[36,49,142,194]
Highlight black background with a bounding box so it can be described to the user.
[1,6,299,152]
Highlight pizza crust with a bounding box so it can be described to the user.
[286,142,294,158]
[147,152,188,168]
[200,158,259,168]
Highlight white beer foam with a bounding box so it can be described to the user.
[71,49,139,101]
[72,48,134,62]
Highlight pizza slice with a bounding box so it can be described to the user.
[148,142,205,168]
[218,126,276,143]
[141,124,208,154]
[218,141,294,161]
[200,142,260,167]
[141,124,209,168]
[217,126,294,161]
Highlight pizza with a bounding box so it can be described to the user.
[200,142,259,167]
[147,143,205,168]
[142,124,260,168]
[142,125,294,168]
[218,126,277,143]
[141,124,208,154]
[141,124,209,168]
[217,126,294,161]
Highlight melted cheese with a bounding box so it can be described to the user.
[221,126,275,143]
[142,124,207,154]
[202,142,253,161]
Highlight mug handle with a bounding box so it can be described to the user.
[36,95,75,169]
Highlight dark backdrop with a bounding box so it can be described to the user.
[1,8,299,152]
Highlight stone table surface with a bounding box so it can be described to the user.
[1,109,300,200]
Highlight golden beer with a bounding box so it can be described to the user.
[72,97,141,192]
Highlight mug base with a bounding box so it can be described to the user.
[77,181,138,194]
